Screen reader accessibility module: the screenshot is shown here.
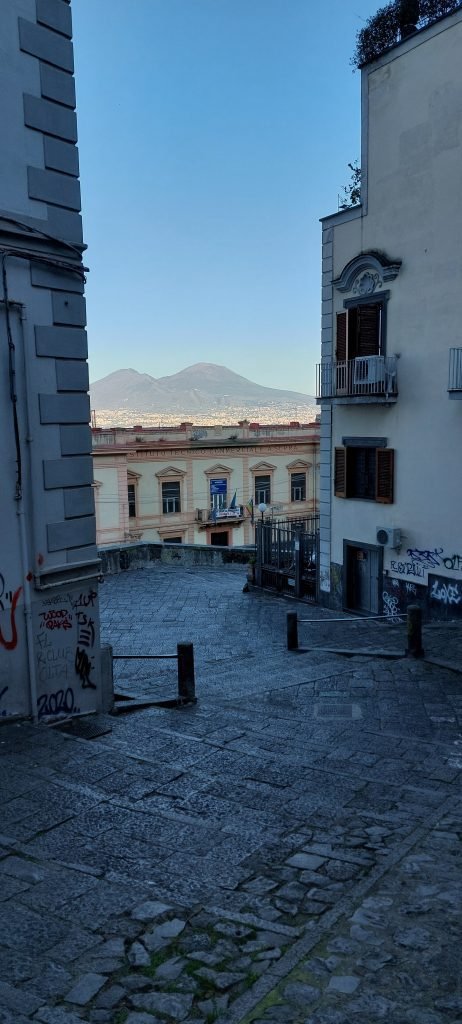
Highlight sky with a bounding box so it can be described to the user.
[72,0,379,395]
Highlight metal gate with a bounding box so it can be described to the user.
[256,516,319,602]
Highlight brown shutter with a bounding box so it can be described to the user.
[376,448,394,503]
[336,312,347,362]
[357,303,381,356]
[334,447,347,497]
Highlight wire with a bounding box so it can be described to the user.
[1,255,22,500]
[0,214,84,260]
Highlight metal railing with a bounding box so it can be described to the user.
[448,348,462,391]
[316,355,398,399]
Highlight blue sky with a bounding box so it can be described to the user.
[72,0,379,395]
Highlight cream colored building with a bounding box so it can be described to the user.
[93,420,319,548]
[317,2,462,619]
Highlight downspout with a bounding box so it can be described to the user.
[18,302,39,723]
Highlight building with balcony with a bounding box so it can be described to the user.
[92,420,319,548]
[317,1,462,619]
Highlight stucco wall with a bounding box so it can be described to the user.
[319,9,462,614]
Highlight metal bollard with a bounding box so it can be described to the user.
[287,612,298,651]
[177,643,196,701]
[406,604,424,658]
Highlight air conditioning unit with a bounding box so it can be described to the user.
[376,527,401,548]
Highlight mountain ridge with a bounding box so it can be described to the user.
[90,363,315,415]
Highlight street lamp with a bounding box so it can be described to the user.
[258,502,267,522]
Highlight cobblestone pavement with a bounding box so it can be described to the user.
[0,563,461,1024]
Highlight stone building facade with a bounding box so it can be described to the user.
[0,1,101,720]
[92,421,320,547]
[317,4,462,620]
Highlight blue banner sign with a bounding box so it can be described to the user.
[210,478,227,495]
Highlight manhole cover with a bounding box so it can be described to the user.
[315,703,362,720]
[54,716,112,740]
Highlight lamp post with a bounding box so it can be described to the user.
[258,502,267,523]
[256,503,267,586]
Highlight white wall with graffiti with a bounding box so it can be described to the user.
[318,9,462,619]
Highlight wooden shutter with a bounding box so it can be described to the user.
[336,312,347,362]
[334,447,347,497]
[376,448,394,503]
[357,303,381,357]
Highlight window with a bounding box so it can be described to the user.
[162,481,181,514]
[336,299,384,362]
[291,472,306,502]
[335,446,394,503]
[210,477,227,511]
[127,483,136,518]
[255,475,271,504]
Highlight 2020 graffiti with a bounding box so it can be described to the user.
[37,687,79,719]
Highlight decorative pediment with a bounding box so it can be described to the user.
[287,459,312,471]
[203,463,233,477]
[250,461,277,473]
[155,465,187,479]
[333,250,402,294]
[127,469,141,480]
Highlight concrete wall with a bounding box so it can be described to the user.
[319,8,462,617]
[99,542,254,576]
[0,0,101,720]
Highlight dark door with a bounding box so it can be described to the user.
[346,544,380,614]
[210,531,229,546]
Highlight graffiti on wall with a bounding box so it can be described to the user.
[34,584,99,719]
[428,573,462,612]
[0,572,22,652]
[382,575,426,620]
[390,547,462,580]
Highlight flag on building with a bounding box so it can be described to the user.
[245,497,254,524]
[229,491,237,509]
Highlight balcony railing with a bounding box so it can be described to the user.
[195,506,244,523]
[448,348,462,394]
[316,355,398,401]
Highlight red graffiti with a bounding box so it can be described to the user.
[0,587,22,651]
[40,609,73,631]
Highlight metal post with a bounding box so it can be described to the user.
[177,643,196,701]
[294,530,302,599]
[287,611,298,650]
[406,604,424,658]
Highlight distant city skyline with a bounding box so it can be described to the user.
[72,0,380,394]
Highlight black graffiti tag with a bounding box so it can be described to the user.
[75,647,96,689]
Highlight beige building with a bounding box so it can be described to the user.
[92,420,319,548]
[317,1,462,619]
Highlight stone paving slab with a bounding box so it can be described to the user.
[0,564,461,1023]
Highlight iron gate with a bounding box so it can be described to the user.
[256,515,319,602]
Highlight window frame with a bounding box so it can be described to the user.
[336,291,390,364]
[290,471,306,503]
[254,474,271,505]
[161,480,181,515]
[335,444,394,503]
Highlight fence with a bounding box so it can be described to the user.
[112,642,197,709]
[286,605,424,657]
[256,515,319,602]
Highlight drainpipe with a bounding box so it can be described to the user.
[18,302,39,722]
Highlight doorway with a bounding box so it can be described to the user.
[210,531,229,546]
[344,542,382,615]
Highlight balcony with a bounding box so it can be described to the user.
[448,348,462,398]
[195,506,244,525]
[316,355,398,404]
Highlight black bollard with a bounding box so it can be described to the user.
[177,643,196,702]
[287,611,298,651]
[406,604,424,658]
